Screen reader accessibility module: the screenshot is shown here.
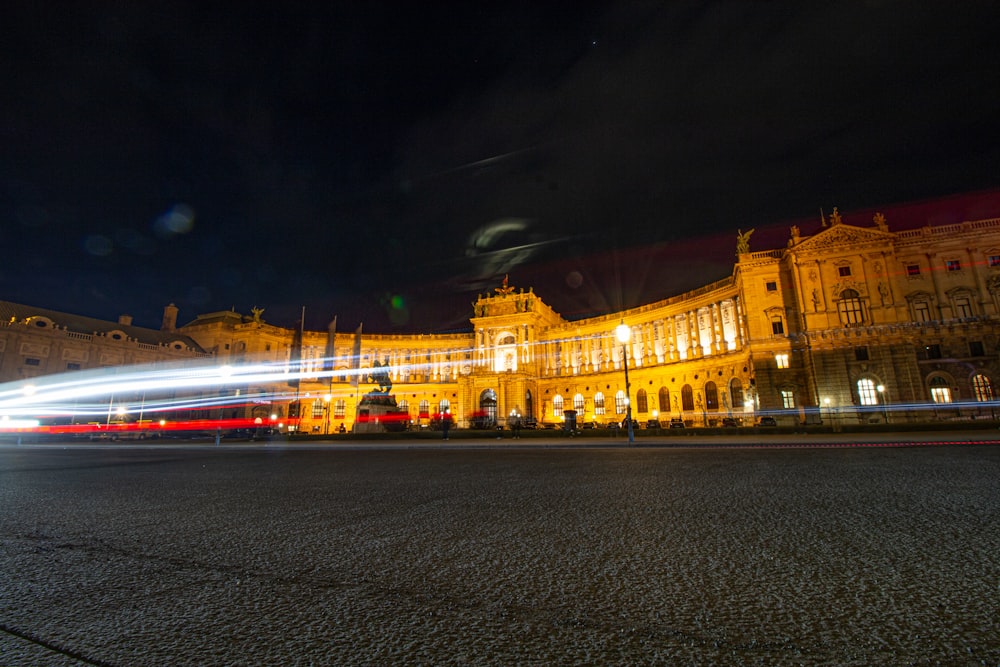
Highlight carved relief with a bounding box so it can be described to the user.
[19,343,50,357]
[792,225,893,256]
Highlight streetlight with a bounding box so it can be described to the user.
[324,393,332,434]
[877,384,888,423]
[615,321,634,445]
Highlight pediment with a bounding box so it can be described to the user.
[792,224,895,256]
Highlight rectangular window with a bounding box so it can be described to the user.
[930,386,952,404]
[66,362,81,370]
[954,297,973,318]
[838,266,851,277]
[946,259,961,271]
[334,400,346,418]
[771,316,784,335]
[990,255,1000,267]
[906,264,920,276]
[925,344,942,360]
[765,281,777,292]
[311,401,324,418]
[969,341,985,357]
[775,353,789,369]
[24,358,40,366]
[854,346,869,361]
[781,390,795,409]
[913,301,931,322]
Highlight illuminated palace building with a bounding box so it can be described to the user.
[4,208,1000,432]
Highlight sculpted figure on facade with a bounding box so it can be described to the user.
[736,228,754,256]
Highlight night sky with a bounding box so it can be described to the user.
[3,2,999,333]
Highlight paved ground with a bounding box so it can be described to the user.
[2,434,999,665]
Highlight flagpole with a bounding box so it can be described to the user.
[292,306,305,433]
[325,315,336,434]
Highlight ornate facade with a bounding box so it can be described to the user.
[3,211,1000,432]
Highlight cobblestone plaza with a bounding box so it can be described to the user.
[2,440,999,665]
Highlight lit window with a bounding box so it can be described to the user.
[594,392,606,416]
[929,377,952,404]
[775,353,789,369]
[906,264,921,276]
[439,399,450,414]
[311,401,324,418]
[334,400,346,418]
[780,390,795,409]
[419,400,429,417]
[553,395,564,418]
[614,390,627,415]
[857,378,878,406]
[574,393,585,412]
[838,266,851,277]
[771,315,784,335]
[765,281,777,292]
[946,259,961,271]
[636,389,648,414]
[972,374,993,401]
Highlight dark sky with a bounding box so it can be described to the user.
[3,2,999,333]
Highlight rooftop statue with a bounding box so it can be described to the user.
[736,228,755,256]
[495,273,515,296]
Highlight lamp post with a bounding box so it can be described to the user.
[877,384,889,423]
[615,321,635,445]
[324,393,332,434]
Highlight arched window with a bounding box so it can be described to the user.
[704,381,718,411]
[334,399,346,418]
[419,400,430,417]
[479,389,498,423]
[594,392,606,416]
[615,390,627,415]
[972,374,993,402]
[838,289,865,326]
[658,387,670,412]
[857,378,878,406]
[681,384,694,411]
[525,390,533,422]
[398,399,409,412]
[636,389,648,414]
[553,394,564,418]
[929,377,952,404]
[573,393,585,412]
[729,379,744,410]
[438,398,450,414]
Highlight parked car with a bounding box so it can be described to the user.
[645,419,663,429]
[580,421,597,429]
[668,418,686,429]
[721,417,740,427]
[606,421,621,430]
[758,416,777,427]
